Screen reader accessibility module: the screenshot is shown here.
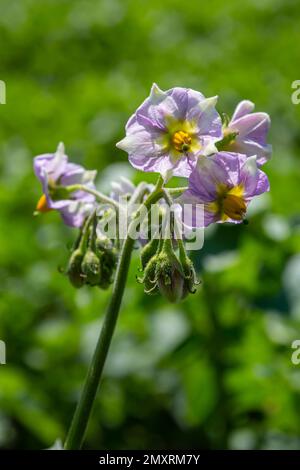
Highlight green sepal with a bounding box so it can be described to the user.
[67,249,85,288]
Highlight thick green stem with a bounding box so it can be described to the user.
[64,176,164,450]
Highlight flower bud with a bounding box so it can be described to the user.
[99,251,118,289]
[140,256,159,295]
[81,249,102,286]
[181,252,199,289]
[139,238,199,302]
[156,252,187,303]
[140,237,160,270]
[178,243,201,296]
[67,248,85,288]
[95,237,118,289]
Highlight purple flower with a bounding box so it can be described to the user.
[117,84,222,179]
[220,100,272,166]
[178,151,270,227]
[34,143,97,227]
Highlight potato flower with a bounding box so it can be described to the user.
[219,100,271,165]
[117,84,222,179]
[178,151,269,226]
[34,143,97,227]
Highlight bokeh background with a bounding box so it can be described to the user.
[0,0,300,450]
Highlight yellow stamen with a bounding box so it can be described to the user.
[171,130,192,153]
[36,194,51,213]
[223,194,246,220]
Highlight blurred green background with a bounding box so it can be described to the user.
[0,0,300,450]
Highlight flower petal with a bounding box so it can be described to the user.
[231,100,255,121]
[34,145,68,184]
[117,127,165,160]
[33,143,97,227]
[227,102,271,164]
[231,112,270,143]
[188,95,222,139]
[188,152,244,199]
[60,201,94,227]
[168,87,189,117]
[240,155,270,197]
[134,83,181,131]
[229,139,272,166]
[130,151,195,179]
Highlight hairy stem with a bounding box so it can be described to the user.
[65,184,119,210]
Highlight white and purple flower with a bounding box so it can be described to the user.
[178,152,270,227]
[117,84,222,179]
[34,143,97,227]
[220,100,272,166]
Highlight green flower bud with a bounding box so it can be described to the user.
[139,248,185,302]
[99,252,117,289]
[180,254,200,295]
[139,238,200,302]
[156,251,187,303]
[81,249,102,286]
[95,237,118,289]
[140,237,160,270]
[67,248,85,288]
[140,255,159,295]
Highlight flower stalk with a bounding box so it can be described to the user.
[64,176,164,450]
[65,184,119,210]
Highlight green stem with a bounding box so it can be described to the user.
[161,188,190,264]
[78,210,96,252]
[64,176,164,450]
[65,184,119,210]
[166,186,188,196]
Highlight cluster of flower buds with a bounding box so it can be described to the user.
[67,218,117,289]
[138,236,199,303]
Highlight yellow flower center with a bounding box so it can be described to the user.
[208,184,247,221]
[223,193,246,220]
[36,194,51,213]
[171,130,192,153]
